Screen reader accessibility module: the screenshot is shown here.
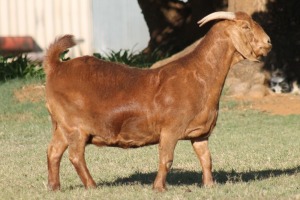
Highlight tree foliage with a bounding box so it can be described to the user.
[138,0,227,56]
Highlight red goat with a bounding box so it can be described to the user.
[44,11,271,191]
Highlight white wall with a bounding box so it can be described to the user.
[0,0,93,57]
[92,0,149,53]
[0,0,149,57]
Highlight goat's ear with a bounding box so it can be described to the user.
[226,21,259,62]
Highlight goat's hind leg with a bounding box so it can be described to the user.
[68,129,96,189]
[47,126,68,191]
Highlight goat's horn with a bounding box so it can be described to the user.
[198,12,236,27]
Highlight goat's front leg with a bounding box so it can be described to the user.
[47,126,68,191]
[153,134,178,192]
[68,130,96,189]
[191,138,214,187]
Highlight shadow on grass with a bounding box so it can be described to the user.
[96,166,300,187]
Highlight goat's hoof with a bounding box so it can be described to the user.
[85,182,97,189]
[48,183,60,191]
[153,185,167,192]
[203,181,214,188]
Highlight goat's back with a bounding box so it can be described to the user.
[46,56,159,97]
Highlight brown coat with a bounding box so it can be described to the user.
[44,11,271,191]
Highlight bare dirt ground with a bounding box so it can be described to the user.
[224,94,300,115]
[14,84,300,116]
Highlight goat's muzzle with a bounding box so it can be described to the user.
[254,36,272,59]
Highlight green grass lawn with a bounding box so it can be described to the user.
[0,79,299,200]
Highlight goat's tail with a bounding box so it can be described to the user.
[43,35,76,76]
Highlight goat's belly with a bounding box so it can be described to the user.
[91,131,160,148]
[91,108,162,148]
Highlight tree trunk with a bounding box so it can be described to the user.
[228,0,268,15]
[137,0,215,56]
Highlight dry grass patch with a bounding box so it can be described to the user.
[14,84,45,103]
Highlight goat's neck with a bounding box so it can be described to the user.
[192,35,237,103]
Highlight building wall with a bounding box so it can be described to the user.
[0,0,93,57]
[0,0,149,57]
[92,0,149,53]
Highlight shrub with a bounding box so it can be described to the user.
[0,48,166,82]
[0,55,44,81]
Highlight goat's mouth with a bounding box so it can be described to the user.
[255,44,272,59]
[257,52,271,61]
[254,54,264,61]
[252,48,271,61]
[248,41,272,61]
